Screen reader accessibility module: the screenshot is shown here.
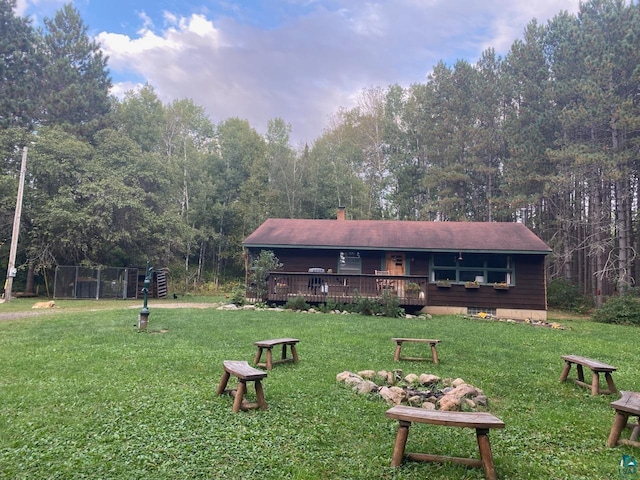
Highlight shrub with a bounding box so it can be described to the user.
[379,289,404,318]
[350,292,380,316]
[318,300,348,313]
[547,278,591,313]
[592,294,640,326]
[284,295,310,311]
[250,250,283,301]
[230,286,246,306]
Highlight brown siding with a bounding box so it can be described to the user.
[265,248,387,274]
[426,254,546,310]
[247,248,547,311]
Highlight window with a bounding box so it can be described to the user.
[431,253,514,285]
[338,251,361,274]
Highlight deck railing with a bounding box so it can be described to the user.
[261,272,428,305]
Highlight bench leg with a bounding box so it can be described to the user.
[430,343,439,364]
[254,347,264,366]
[631,420,640,442]
[608,411,629,447]
[255,380,267,410]
[232,381,247,413]
[576,364,585,383]
[605,372,617,394]
[266,348,273,371]
[591,372,600,396]
[559,361,572,382]
[216,370,230,395]
[391,420,411,466]
[394,342,402,362]
[281,344,288,361]
[291,344,299,363]
[476,428,498,480]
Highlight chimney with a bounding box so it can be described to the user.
[337,206,346,221]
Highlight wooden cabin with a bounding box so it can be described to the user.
[242,209,552,320]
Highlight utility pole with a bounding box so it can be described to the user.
[4,146,28,302]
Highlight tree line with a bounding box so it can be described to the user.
[1,0,638,304]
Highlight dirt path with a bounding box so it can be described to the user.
[0,302,222,322]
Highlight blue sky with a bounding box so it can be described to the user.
[16,0,580,145]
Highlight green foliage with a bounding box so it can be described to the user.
[230,285,246,306]
[0,304,636,479]
[250,250,282,301]
[593,294,640,326]
[41,3,111,136]
[318,300,349,313]
[284,295,310,311]
[379,289,405,318]
[350,291,380,316]
[0,0,44,129]
[547,278,592,313]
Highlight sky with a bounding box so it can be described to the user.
[16,0,580,146]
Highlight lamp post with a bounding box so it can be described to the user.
[4,146,28,302]
[138,262,152,331]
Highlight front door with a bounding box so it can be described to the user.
[385,253,405,276]
[386,253,405,296]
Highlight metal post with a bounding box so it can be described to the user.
[4,146,28,302]
[138,262,152,331]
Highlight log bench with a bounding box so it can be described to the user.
[392,338,441,364]
[608,391,640,448]
[559,355,617,396]
[253,338,299,370]
[386,405,505,480]
[216,360,267,413]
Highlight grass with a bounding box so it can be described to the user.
[0,302,638,479]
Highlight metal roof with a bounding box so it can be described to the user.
[242,219,552,254]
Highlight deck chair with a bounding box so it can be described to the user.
[375,270,394,293]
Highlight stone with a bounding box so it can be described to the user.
[418,374,440,386]
[438,384,479,411]
[379,386,406,405]
[356,380,378,394]
[404,373,419,384]
[438,395,461,411]
[357,370,376,379]
[344,376,363,387]
[336,371,363,383]
[421,401,436,410]
[451,378,466,387]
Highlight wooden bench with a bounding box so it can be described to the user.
[216,360,268,413]
[253,338,299,370]
[559,355,617,396]
[608,391,640,448]
[386,405,505,480]
[392,338,441,364]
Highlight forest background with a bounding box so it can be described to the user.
[1,0,639,307]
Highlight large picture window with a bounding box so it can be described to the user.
[431,253,513,285]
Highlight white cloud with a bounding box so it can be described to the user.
[97,0,581,145]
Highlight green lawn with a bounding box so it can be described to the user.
[0,303,638,479]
